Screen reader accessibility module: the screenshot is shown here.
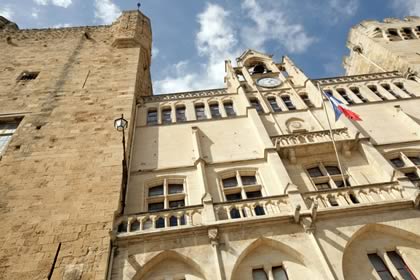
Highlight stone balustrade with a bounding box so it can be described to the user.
[272,128,351,149]
[214,195,290,221]
[116,205,203,234]
[303,182,404,209]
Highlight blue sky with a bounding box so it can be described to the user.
[1,0,419,94]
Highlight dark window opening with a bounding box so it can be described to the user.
[130,220,140,231]
[254,205,265,216]
[169,216,178,227]
[241,175,257,185]
[250,98,263,113]
[316,182,331,191]
[281,95,296,110]
[252,269,268,280]
[390,157,405,168]
[381,84,401,99]
[368,85,387,101]
[300,94,314,108]
[268,97,282,112]
[223,101,236,116]
[328,196,339,206]
[169,199,185,209]
[246,190,262,198]
[223,177,238,188]
[387,251,417,280]
[350,87,368,103]
[118,222,127,233]
[308,167,323,177]
[337,88,354,104]
[394,83,415,97]
[147,109,158,125]
[349,193,359,204]
[176,106,186,122]
[325,166,341,175]
[230,208,241,219]
[273,266,289,280]
[195,104,206,120]
[388,28,402,41]
[401,27,416,40]
[18,71,39,81]
[226,193,242,201]
[149,185,164,197]
[408,156,420,166]
[148,202,164,212]
[162,108,172,124]
[210,103,221,118]
[368,253,394,280]
[168,184,183,194]
[155,217,165,228]
[405,172,419,182]
[335,179,350,188]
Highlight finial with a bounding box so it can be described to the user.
[137,2,141,11]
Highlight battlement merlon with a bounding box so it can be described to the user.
[0,10,152,50]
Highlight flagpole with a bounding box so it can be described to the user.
[317,83,348,188]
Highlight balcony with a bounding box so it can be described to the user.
[272,128,363,159]
[302,182,406,210]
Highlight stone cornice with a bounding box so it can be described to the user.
[313,71,402,86]
[142,88,228,103]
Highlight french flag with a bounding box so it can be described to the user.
[324,92,362,121]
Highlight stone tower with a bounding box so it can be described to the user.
[344,16,420,79]
[0,11,151,280]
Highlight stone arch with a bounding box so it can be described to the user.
[342,224,420,280]
[230,237,321,280]
[134,250,206,280]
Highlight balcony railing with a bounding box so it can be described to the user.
[116,205,203,234]
[272,128,351,149]
[302,182,405,209]
[214,195,289,221]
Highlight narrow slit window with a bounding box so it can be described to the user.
[388,28,402,41]
[281,95,296,110]
[195,104,206,120]
[394,83,415,97]
[223,101,236,116]
[18,71,39,81]
[401,27,416,40]
[300,93,314,108]
[273,266,289,280]
[408,156,420,166]
[390,157,405,168]
[267,97,282,112]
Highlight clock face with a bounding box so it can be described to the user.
[256,77,281,88]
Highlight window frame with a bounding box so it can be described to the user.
[194,103,207,120]
[145,177,187,212]
[146,108,158,125]
[306,163,350,190]
[0,118,22,157]
[223,100,236,117]
[220,169,263,201]
[175,105,187,122]
[387,151,420,183]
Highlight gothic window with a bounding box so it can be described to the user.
[147,108,158,125]
[299,93,314,108]
[394,82,415,97]
[387,251,417,280]
[223,101,236,116]
[280,95,296,110]
[368,85,387,101]
[249,98,263,113]
[387,28,402,41]
[17,71,39,81]
[161,107,172,124]
[175,105,186,122]
[221,170,263,201]
[400,27,416,40]
[252,266,288,280]
[252,269,268,280]
[146,178,186,212]
[381,84,401,99]
[209,102,221,118]
[307,163,350,190]
[195,103,206,120]
[350,87,368,103]
[249,63,270,75]
[267,97,282,112]
[336,88,354,104]
[368,253,393,280]
[273,266,289,280]
[0,119,20,156]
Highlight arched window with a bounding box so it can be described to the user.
[299,93,314,108]
[175,105,186,122]
[381,83,401,99]
[147,108,158,125]
[350,87,368,103]
[400,27,416,40]
[394,82,415,97]
[249,98,263,113]
[336,88,354,104]
[161,107,172,124]
[195,103,206,120]
[387,28,402,41]
[223,101,236,116]
[267,97,281,112]
[209,102,221,118]
[281,95,296,110]
[367,85,387,100]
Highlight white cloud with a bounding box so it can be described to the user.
[94,0,121,24]
[52,23,71,28]
[34,0,72,8]
[31,8,40,19]
[0,6,14,20]
[154,4,240,93]
[241,0,316,53]
[392,0,420,16]
[152,47,160,58]
[328,0,359,17]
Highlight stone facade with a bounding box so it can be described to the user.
[1,10,420,280]
[0,11,152,280]
[112,52,420,279]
